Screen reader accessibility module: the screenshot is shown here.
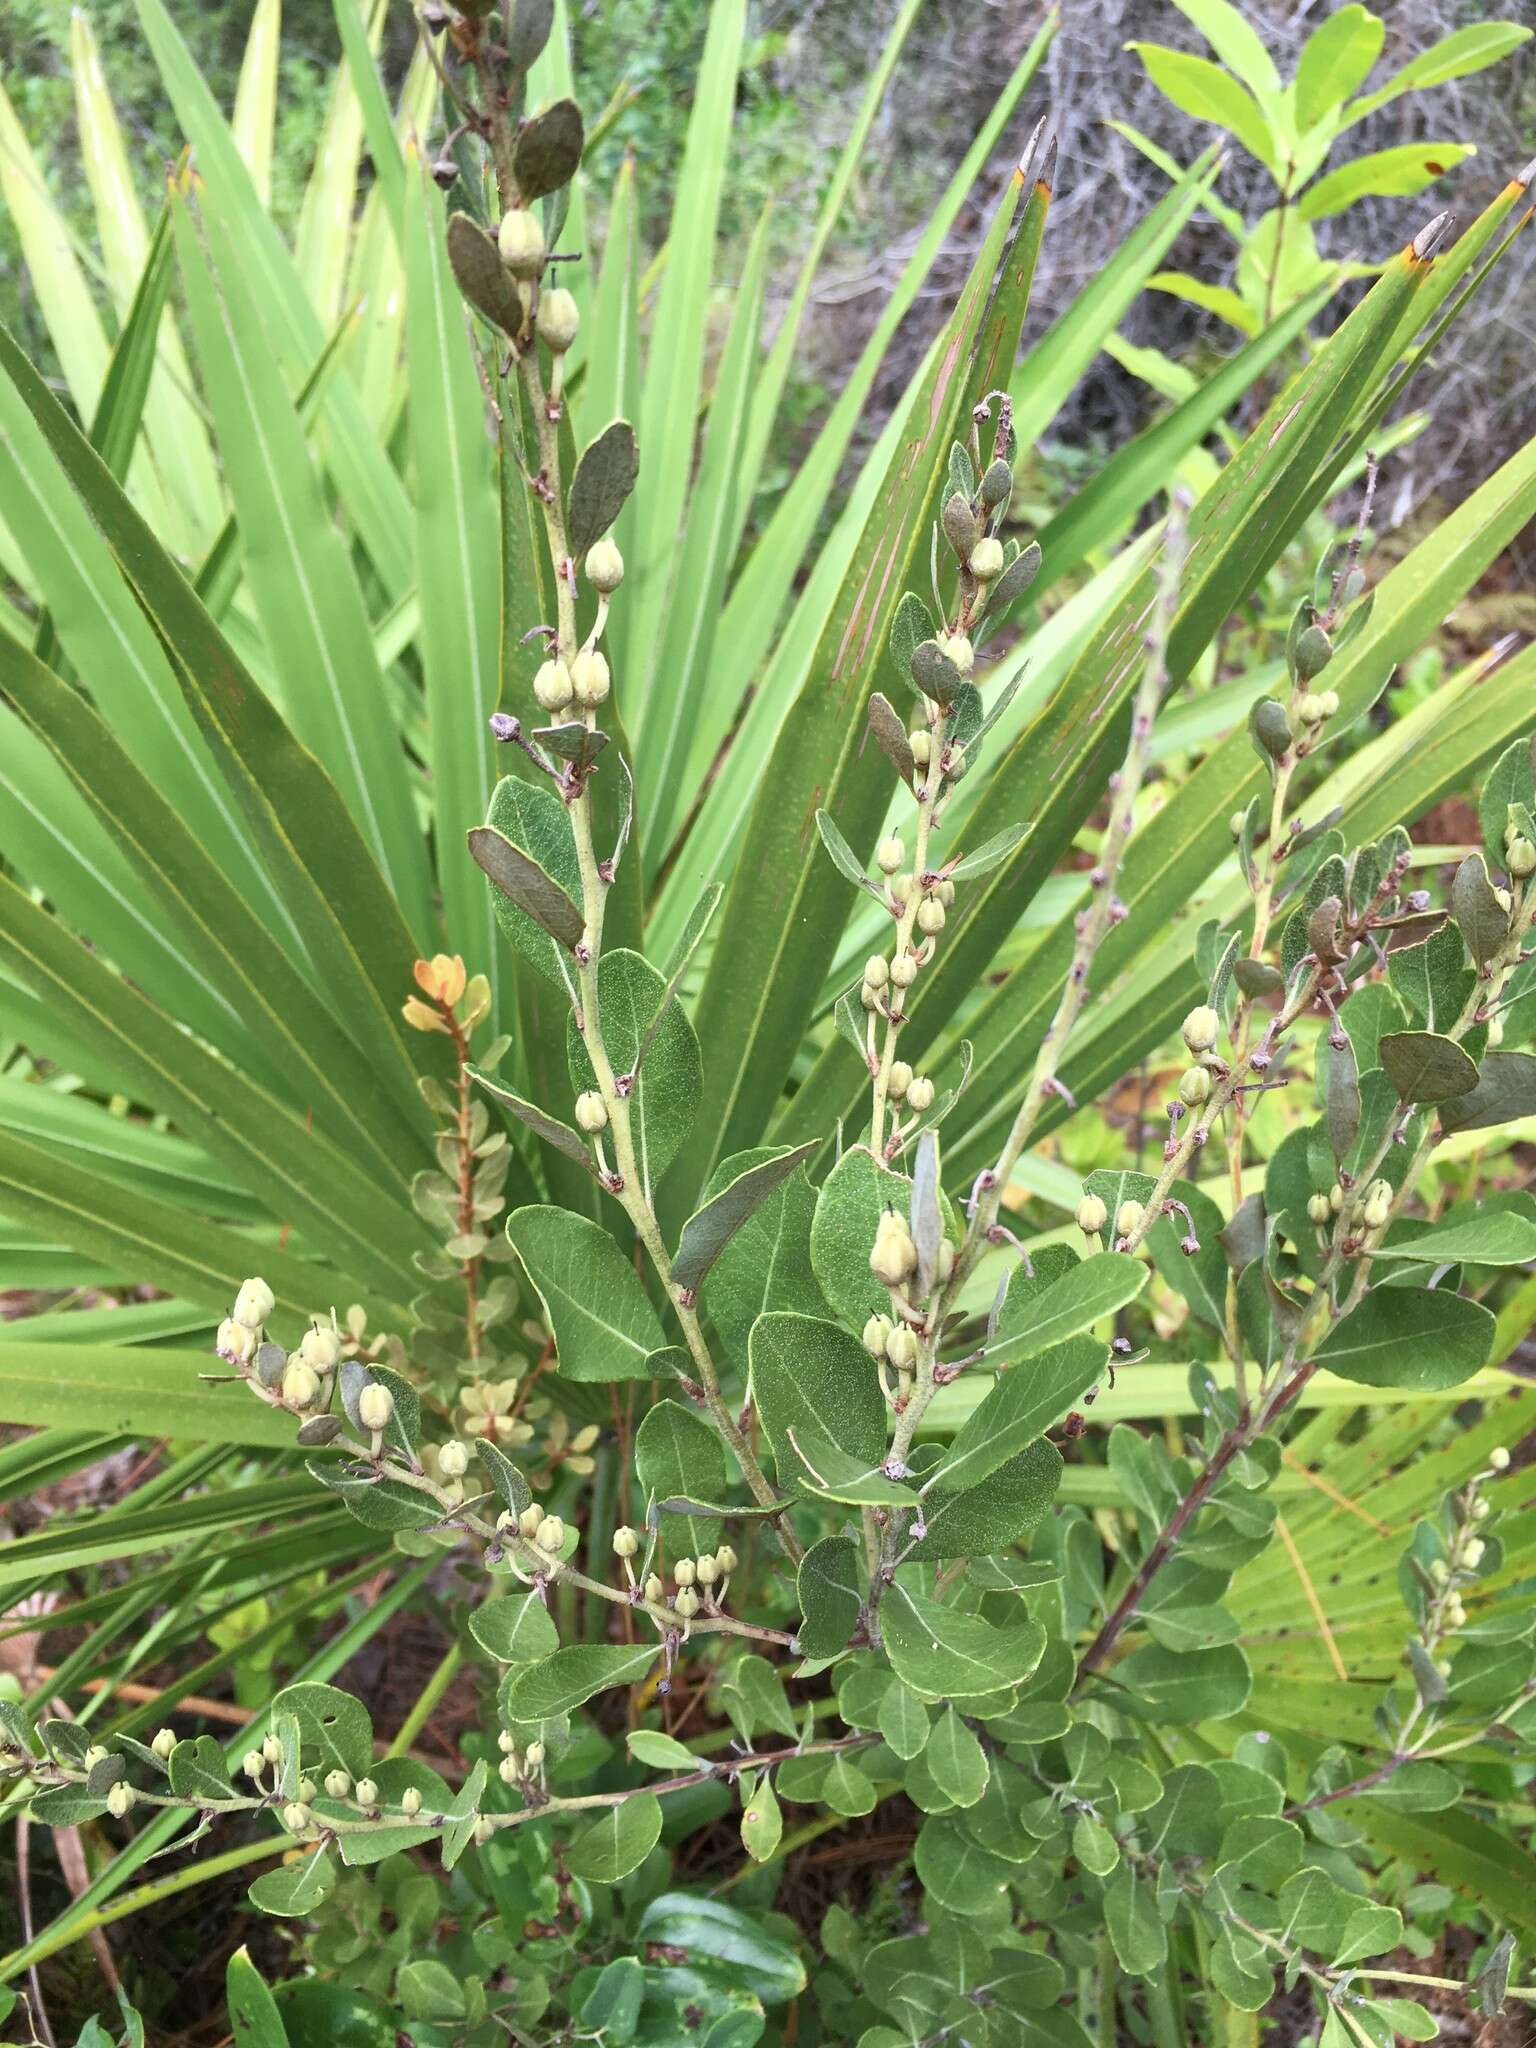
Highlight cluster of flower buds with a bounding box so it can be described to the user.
[1172,1004,1224,1118]
[1307,1176,1393,1244]
[497,1500,567,1570]
[639,1545,737,1625]
[497,1728,547,1787]
[219,1278,358,1430]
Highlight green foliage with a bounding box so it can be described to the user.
[1,2,1535,2043]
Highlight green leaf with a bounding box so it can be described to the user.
[1348,24,1533,122]
[168,1734,235,1801]
[882,1575,1046,1703]
[469,1065,597,1179]
[1378,1030,1479,1103]
[785,1427,917,1509]
[1300,143,1475,221]
[1374,1199,1536,1268]
[505,1643,656,1720]
[567,418,639,559]
[1128,44,1276,169]
[697,1149,828,1361]
[581,1957,645,2035]
[248,1847,337,1918]
[737,1768,783,1863]
[673,1145,817,1299]
[926,1707,988,1808]
[636,1400,731,1557]
[469,823,585,951]
[271,1682,373,1778]
[566,1790,663,1882]
[810,1146,954,1327]
[635,1893,808,2004]
[949,823,1032,880]
[483,774,583,989]
[911,1440,1062,1561]
[815,808,879,892]
[446,211,522,332]
[797,1535,863,1659]
[1439,1052,1536,1135]
[1104,1865,1165,1975]
[567,949,702,1195]
[877,1681,930,1762]
[505,1206,665,1382]
[627,1729,702,1771]
[912,1816,1015,1916]
[997,1254,1146,1362]
[513,96,582,201]
[748,1312,888,1481]
[1317,1286,1493,1391]
[1295,5,1384,128]
[468,1592,560,1665]
[1113,1642,1252,1722]
[930,1336,1102,1493]
[1451,852,1510,967]
[228,1947,288,2048]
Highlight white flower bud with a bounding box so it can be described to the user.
[1488,1446,1511,1471]
[1471,1497,1490,1521]
[1430,1558,1449,1585]
[242,1751,265,1782]
[585,538,624,593]
[910,730,933,767]
[1229,811,1246,840]
[1307,1193,1332,1225]
[84,1745,109,1771]
[888,872,915,907]
[218,1318,258,1364]
[535,1514,565,1553]
[1507,837,1536,879]
[864,955,889,989]
[574,1091,609,1133]
[1076,1194,1108,1236]
[262,1733,284,1766]
[400,1787,423,1817]
[1316,689,1340,719]
[1116,1201,1145,1239]
[885,1325,920,1371]
[862,1312,894,1357]
[877,836,905,876]
[1447,1599,1467,1628]
[534,658,574,711]
[474,1815,495,1845]
[282,1802,313,1835]
[906,1075,935,1113]
[518,1503,545,1538]
[1297,692,1327,725]
[232,1278,275,1330]
[299,1325,341,1371]
[1463,1537,1485,1568]
[695,1553,719,1586]
[1179,1065,1212,1109]
[715,1545,738,1575]
[571,649,611,707]
[968,537,1005,581]
[870,1212,918,1287]
[612,1525,640,1558]
[1329,1183,1345,1215]
[298,1778,317,1805]
[888,1061,913,1100]
[282,1360,320,1411]
[324,1769,352,1800]
[1182,1006,1220,1055]
[524,1741,545,1769]
[937,632,974,674]
[358,1382,395,1434]
[151,1727,177,1761]
[916,897,946,935]
[107,1782,136,1818]
[497,1732,518,1756]
[674,1557,697,1588]
[535,286,579,353]
[935,1238,955,1283]
[674,1586,701,1618]
[1362,1179,1392,1230]
[498,208,546,277]
[498,1755,520,1784]
[355,1777,378,1806]
[644,1573,665,1603]
[889,953,918,989]
[438,1440,469,1480]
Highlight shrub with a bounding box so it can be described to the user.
[1,2,1535,2042]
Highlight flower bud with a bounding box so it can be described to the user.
[863,1312,894,1358]
[863,955,889,989]
[1229,811,1246,840]
[498,207,546,277]
[242,1750,265,1781]
[870,1212,918,1287]
[1507,837,1536,879]
[888,1061,913,1100]
[1116,1200,1145,1239]
[644,1573,665,1603]
[937,632,974,674]
[536,286,579,352]
[233,1277,275,1330]
[889,953,918,989]
[860,980,883,1011]
[612,1525,640,1558]
[574,1090,609,1133]
[1181,1006,1220,1055]
[106,1782,136,1819]
[151,1728,177,1761]
[695,1552,719,1586]
[298,1778,317,1804]
[282,1802,313,1835]
[585,538,624,592]
[1430,1558,1449,1585]
[498,1755,520,1785]
[1296,692,1326,725]
[674,1557,697,1587]
[1471,1497,1490,1521]
[715,1545,738,1575]
[916,897,945,935]
[1329,1183,1345,1215]
[358,1382,395,1434]
[534,658,574,711]
[535,1514,565,1553]
[298,1324,341,1372]
[262,1733,284,1766]
[438,1440,469,1480]
[910,730,932,767]
[1307,1192,1332,1225]
[1076,1194,1108,1236]
[877,836,905,876]
[355,1777,378,1807]
[1463,1537,1485,1568]
[518,1503,544,1538]
[324,1769,352,1800]
[1316,690,1339,719]
[1362,1179,1392,1230]
[885,1325,920,1371]
[84,1745,109,1771]
[1489,1446,1511,1471]
[400,1787,423,1817]
[889,872,914,906]
[675,1586,700,1619]
[935,1238,955,1283]
[282,1360,320,1411]
[906,1075,935,1113]
[571,648,611,707]
[524,1741,545,1769]
[1178,1065,1212,1109]
[1447,1599,1467,1628]
[968,537,1005,582]
[218,1318,258,1364]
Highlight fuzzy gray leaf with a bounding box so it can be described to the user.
[567,420,639,558]
[468,823,584,950]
